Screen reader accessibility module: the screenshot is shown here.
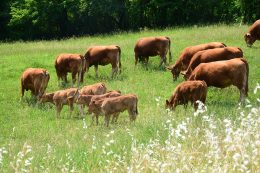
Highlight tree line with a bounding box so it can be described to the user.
[0,0,259,40]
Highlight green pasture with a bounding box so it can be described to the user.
[0,24,259,172]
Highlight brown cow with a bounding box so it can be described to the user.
[84,45,121,78]
[99,94,138,127]
[188,58,249,103]
[80,82,107,95]
[183,47,243,80]
[87,91,122,125]
[21,68,50,98]
[167,42,226,81]
[244,19,260,47]
[53,88,80,118]
[134,36,172,68]
[165,80,207,110]
[55,54,86,84]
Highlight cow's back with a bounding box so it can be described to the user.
[101,94,137,115]
[175,42,226,71]
[189,58,247,88]
[134,37,169,57]
[80,82,107,95]
[85,45,119,66]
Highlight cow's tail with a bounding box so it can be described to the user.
[135,98,138,115]
[115,45,122,74]
[21,76,24,98]
[165,36,172,63]
[240,58,249,96]
[77,55,85,87]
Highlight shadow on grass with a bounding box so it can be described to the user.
[85,72,128,83]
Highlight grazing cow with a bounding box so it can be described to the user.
[188,58,249,103]
[165,80,207,110]
[99,94,138,127]
[53,88,80,118]
[167,42,226,81]
[84,45,121,78]
[183,47,243,80]
[87,91,122,125]
[21,68,50,98]
[55,54,86,84]
[134,36,172,68]
[80,82,107,95]
[244,19,260,47]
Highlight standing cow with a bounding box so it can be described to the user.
[167,42,226,81]
[183,47,243,80]
[55,54,86,84]
[84,45,121,78]
[21,68,50,98]
[134,36,172,68]
[165,80,208,110]
[244,19,260,47]
[188,58,249,103]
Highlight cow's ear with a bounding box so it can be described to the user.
[166,66,172,71]
[180,71,186,75]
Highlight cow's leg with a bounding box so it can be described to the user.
[95,114,99,125]
[68,101,74,119]
[239,89,246,103]
[144,57,149,70]
[104,114,110,127]
[112,113,119,123]
[111,64,118,79]
[135,55,139,66]
[94,65,99,78]
[56,104,62,118]
[21,84,25,98]
[159,55,167,67]
[72,71,77,84]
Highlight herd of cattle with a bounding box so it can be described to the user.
[20,19,260,126]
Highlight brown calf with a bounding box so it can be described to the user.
[80,82,107,95]
[165,80,207,110]
[52,88,79,118]
[87,91,122,125]
[167,42,226,81]
[84,45,121,78]
[21,68,50,98]
[100,94,138,127]
[244,19,260,47]
[55,54,86,84]
[188,58,249,103]
[183,47,243,80]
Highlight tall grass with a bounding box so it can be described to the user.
[0,24,259,172]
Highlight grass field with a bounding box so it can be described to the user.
[0,24,260,172]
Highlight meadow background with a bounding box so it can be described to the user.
[0,24,260,172]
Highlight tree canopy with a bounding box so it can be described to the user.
[0,0,259,40]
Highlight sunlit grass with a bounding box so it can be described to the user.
[0,24,259,172]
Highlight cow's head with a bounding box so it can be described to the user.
[244,33,255,47]
[167,65,180,82]
[39,92,54,103]
[165,100,173,110]
[88,100,98,113]
[181,71,189,81]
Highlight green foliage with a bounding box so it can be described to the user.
[0,0,259,40]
